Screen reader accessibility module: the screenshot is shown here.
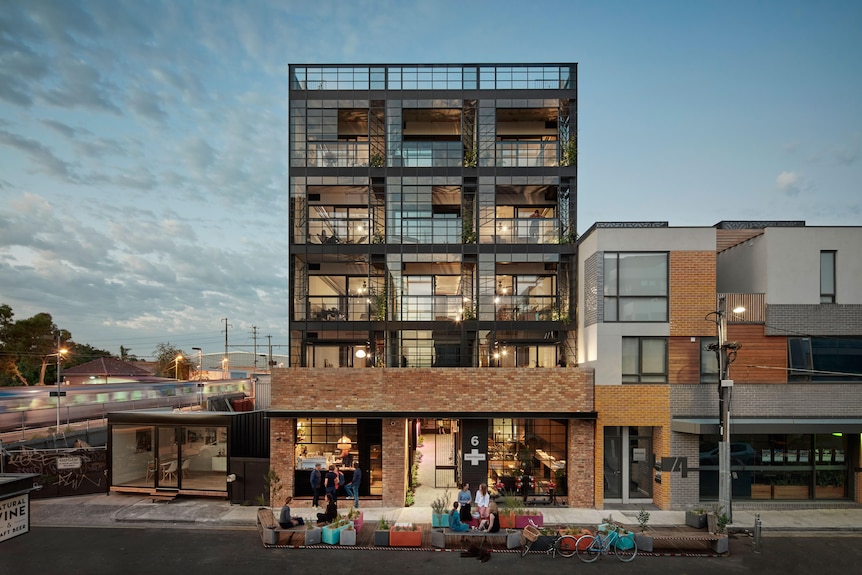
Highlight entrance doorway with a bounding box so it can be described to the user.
[604,426,653,503]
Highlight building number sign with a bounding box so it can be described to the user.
[464,435,487,466]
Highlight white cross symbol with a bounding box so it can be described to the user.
[464,449,486,466]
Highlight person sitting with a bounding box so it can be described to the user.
[477,502,500,533]
[277,497,305,528]
[316,493,337,524]
[448,501,470,532]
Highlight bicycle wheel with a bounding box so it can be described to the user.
[520,539,533,557]
[576,534,600,563]
[557,535,579,558]
[614,533,637,562]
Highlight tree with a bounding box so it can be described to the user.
[0,304,71,386]
[119,345,138,362]
[152,342,189,379]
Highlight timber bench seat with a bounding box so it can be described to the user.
[431,528,520,550]
[257,508,309,546]
[645,532,729,554]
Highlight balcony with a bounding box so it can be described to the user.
[308,218,371,245]
[400,142,463,167]
[390,218,462,244]
[488,217,559,244]
[496,141,559,167]
[719,293,765,323]
[307,142,370,168]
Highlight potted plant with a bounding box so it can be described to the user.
[322,517,352,545]
[374,517,390,546]
[685,507,708,529]
[340,522,357,546]
[304,522,322,546]
[815,470,845,499]
[347,506,364,531]
[496,488,521,529]
[431,489,451,528]
[712,509,729,554]
[369,152,385,168]
[633,508,653,552]
[389,522,422,547]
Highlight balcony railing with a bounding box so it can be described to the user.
[400,142,463,167]
[719,293,766,324]
[390,218,462,244]
[307,142,370,167]
[308,218,371,244]
[488,217,559,244]
[496,141,558,167]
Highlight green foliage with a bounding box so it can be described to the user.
[152,342,190,379]
[431,489,451,515]
[463,147,477,167]
[636,507,650,532]
[263,467,282,506]
[369,152,385,167]
[499,489,524,516]
[0,305,70,386]
[377,517,390,530]
[404,488,415,507]
[560,139,577,166]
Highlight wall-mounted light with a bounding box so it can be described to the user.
[355,348,367,358]
[226,474,237,483]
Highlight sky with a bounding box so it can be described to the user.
[1,0,860,359]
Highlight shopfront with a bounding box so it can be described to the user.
[698,432,857,501]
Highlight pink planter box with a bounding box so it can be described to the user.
[515,513,543,529]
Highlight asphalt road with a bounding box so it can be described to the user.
[3,527,860,575]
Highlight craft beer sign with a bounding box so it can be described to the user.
[0,494,29,543]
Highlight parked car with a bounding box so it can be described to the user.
[699,443,758,465]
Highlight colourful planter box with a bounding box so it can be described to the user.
[304,527,322,546]
[350,512,364,532]
[515,513,543,529]
[321,521,352,545]
[389,526,422,547]
[499,513,516,529]
[432,513,448,528]
[340,528,357,546]
[373,530,390,546]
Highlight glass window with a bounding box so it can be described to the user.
[820,250,836,303]
[788,337,862,382]
[488,418,567,495]
[295,418,358,468]
[700,336,719,383]
[622,337,668,383]
[604,253,668,322]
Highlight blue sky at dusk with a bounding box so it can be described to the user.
[1,0,860,358]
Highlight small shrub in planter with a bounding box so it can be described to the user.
[686,508,708,529]
[374,517,390,546]
[390,523,422,547]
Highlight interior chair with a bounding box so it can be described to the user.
[162,460,178,482]
[181,458,191,478]
[145,461,156,481]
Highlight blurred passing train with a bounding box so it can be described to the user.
[0,379,252,431]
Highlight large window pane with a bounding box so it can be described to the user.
[618,253,667,296]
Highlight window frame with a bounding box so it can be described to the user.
[622,336,668,383]
[820,250,836,304]
[603,252,669,322]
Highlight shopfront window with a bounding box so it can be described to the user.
[488,418,567,495]
[698,433,850,500]
[111,424,228,492]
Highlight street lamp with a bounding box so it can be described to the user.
[192,347,203,406]
[173,354,183,380]
[706,296,745,524]
[50,335,68,430]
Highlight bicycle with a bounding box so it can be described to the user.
[520,519,579,558]
[575,523,637,562]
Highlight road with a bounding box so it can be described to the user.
[2,527,860,575]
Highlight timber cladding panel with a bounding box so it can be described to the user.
[669,336,701,384]
[726,324,787,383]
[270,367,594,413]
[669,250,716,337]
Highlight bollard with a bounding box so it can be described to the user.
[753,512,761,554]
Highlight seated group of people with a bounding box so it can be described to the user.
[449,500,500,533]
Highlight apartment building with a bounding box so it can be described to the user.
[271,63,595,507]
[577,221,862,509]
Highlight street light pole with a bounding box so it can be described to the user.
[53,332,67,430]
[174,354,183,380]
[192,347,203,406]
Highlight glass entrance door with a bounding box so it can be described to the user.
[604,426,653,503]
[604,428,622,499]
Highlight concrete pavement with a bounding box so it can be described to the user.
[28,492,862,535]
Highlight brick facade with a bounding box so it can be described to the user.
[669,251,716,337]
[269,366,596,507]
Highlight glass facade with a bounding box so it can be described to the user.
[698,433,850,500]
[487,418,567,496]
[111,424,229,492]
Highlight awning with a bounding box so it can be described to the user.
[672,417,862,435]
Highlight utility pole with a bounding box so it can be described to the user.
[710,295,744,524]
[267,335,273,372]
[222,317,231,378]
[251,325,258,371]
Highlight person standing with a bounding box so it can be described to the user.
[325,464,338,502]
[457,482,472,522]
[310,463,322,508]
[529,209,544,242]
[344,465,362,508]
[475,483,490,520]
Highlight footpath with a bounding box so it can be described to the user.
[28,492,862,536]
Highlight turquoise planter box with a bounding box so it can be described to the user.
[432,514,448,528]
[321,521,353,545]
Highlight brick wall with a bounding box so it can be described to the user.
[594,385,671,508]
[270,418,295,505]
[669,251,716,337]
[568,419,595,507]
[767,304,862,336]
[270,367,594,413]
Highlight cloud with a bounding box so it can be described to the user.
[776,171,804,197]
[0,128,74,179]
